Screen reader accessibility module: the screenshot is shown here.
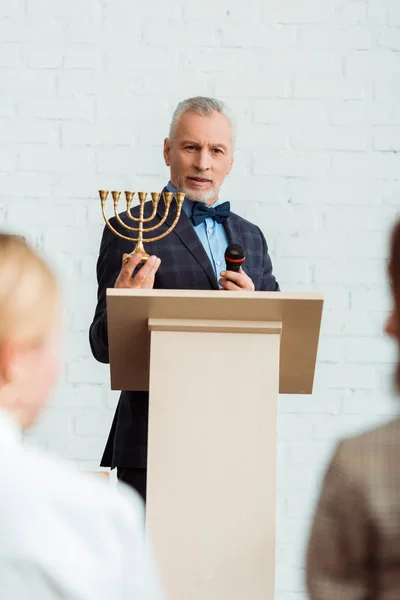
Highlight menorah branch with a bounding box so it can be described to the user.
[126,192,161,224]
[100,199,141,243]
[143,204,184,243]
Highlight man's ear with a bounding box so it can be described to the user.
[163,138,171,166]
[227,155,234,175]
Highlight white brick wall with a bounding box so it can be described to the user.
[1,0,399,597]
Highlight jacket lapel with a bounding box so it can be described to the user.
[223,211,245,249]
[223,212,253,275]
[158,188,219,289]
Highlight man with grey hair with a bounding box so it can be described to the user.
[90,96,279,499]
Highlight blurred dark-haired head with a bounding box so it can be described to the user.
[386,219,400,391]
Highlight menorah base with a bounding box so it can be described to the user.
[123,244,150,265]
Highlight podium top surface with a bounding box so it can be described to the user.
[107,288,322,301]
[106,289,323,394]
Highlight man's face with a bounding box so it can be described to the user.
[163,110,234,205]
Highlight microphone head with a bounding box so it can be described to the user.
[224,243,245,261]
[224,244,245,273]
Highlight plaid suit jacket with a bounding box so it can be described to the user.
[307,417,400,600]
[89,191,279,468]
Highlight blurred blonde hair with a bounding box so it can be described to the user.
[0,234,58,346]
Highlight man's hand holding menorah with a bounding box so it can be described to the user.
[114,253,161,290]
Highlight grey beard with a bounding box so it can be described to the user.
[180,184,218,204]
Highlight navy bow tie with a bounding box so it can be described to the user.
[191,201,231,226]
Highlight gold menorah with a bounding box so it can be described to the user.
[98,190,185,262]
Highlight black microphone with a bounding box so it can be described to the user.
[224,243,245,273]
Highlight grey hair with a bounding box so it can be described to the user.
[168,96,236,144]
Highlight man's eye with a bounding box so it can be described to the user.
[214,148,223,154]
[186,145,196,150]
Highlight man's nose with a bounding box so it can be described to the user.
[194,149,211,172]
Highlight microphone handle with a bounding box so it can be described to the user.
[225,259,242,273]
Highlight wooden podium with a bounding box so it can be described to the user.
[106,289,323,600]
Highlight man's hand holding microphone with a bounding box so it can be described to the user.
[219,244,255,291]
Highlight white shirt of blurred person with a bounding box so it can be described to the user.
[0,234,163,600]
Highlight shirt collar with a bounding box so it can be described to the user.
[166,181,220,219]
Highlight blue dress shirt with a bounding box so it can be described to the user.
[166,181,229,282]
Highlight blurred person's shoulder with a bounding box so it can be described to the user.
[0,424,145,560]
[18,439,144,528]
[0,431,153,599]
[330,417,400,488]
